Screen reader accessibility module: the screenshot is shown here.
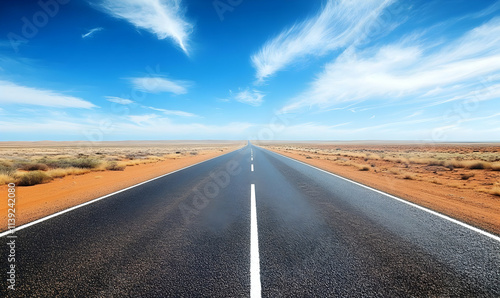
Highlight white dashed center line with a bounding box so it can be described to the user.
[250,184,261,297]
[251,164,254,172]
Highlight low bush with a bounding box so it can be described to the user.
[427,160,445,167]
[402,173,416,180]
[105,162,126,171]
[41,158,101,169]
[460,173,475,180]
[16,171,52,186]
[466,161,487,170]
[358,165,370,171]
[0,174,16,185]
[19,163,49,171]
[491,163,500,171]
[0,164,15,176]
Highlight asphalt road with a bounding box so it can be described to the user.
[1,143,499,297]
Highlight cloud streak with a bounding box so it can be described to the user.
[105,96,134,105]
[130,77,191,94]
[100,0,193,53]
[282,17,500,113]
[147,106,197,117]
[0,80,96,109]
[229,88,264,106]
[82,27,103,39]
[251,0,394,82]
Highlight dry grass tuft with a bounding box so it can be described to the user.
[491,162,500,171]
[465,161,488,170]
[358,165,371,171]
[460,173,475,180]
[0,174,16,185]
[19,163,49,171]
[105,162,126,171]
[402,172,417,180]
[16,171,52,186]
[46,167,91,178]
[46,168,69,178]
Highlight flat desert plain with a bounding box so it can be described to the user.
[0,141,245,230]
[258,141,500,235]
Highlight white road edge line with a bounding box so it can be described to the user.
[261,147,500,243]
[251,164,254,172]
[0,149,240,238]
[250,184,261,298]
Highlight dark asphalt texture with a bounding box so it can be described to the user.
[1,143,499,297]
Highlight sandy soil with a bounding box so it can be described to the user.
[259,143,500,235]
[0,146,241,231]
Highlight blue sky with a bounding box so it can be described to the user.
[0,0,499,141]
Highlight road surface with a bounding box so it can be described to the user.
[1,143,499,297]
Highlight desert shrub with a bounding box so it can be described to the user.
[0,174,16,185]
[466,161,487,170]
[403,173,416,180]
[19,163,49,171]
[64,168,91,175]
[490,162,500,171]
[106,162,126,171]
[46,168,69,178]
[358,165,370,171]
[427,160,445,167]
[16,171,52,186]
[41,158,101,169]
[69,158,101,169]
[190,151,198,155]
[0,164,15,176]
[461,173,475,180]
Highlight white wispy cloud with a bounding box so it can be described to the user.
[130,77,191,94]
[128,114,158,124]
[82,27,103,39]
[0,80,96,109]
[230,88,264,106]
[100,0,193,53]
[105,96,134,105]
[251,0,394,82]
[465,0,500,19]
[147,106,197,117]
[281,17,500,113]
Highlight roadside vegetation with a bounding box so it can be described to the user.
[0,157,154,186]
[0,144,235,187]
[261,143,500,197]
